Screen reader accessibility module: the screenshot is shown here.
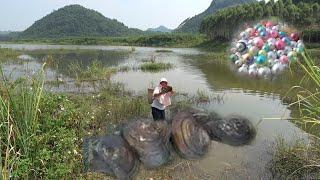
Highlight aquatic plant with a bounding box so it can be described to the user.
[140,62,173,72]
[0,48,20,62]
[155,49,173,53]
[68,60,117,82]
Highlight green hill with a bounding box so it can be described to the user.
[19,5,143,38]
[147,26,172,33]
[175,0,255,33]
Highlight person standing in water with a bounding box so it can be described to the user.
[151,78,174,121]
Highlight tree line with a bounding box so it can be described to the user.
[200,0,320,43]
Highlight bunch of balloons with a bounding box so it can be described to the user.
[229,21,305,78]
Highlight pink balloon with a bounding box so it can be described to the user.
[254,38,264,49]
[270,30,278,38]
[290,33,299,42]
[275,40,285,50]
[246,28,255,37]
[280,55,289,64]
[266,22,273,28]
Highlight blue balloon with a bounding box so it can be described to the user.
[258,26,265,33]
[279,31,286,38]
[282,37,291,45]
[256,55,267,65]
[260,31,267,37]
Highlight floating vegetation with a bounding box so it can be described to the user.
[140,62,173,72]
[68,60,117,82]
[155,49,173,53]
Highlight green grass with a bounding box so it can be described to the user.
[9,33,206,48]
[0,64,45,179]
[0,62,152,178]
[140,62,173,72]
[0,48,20,62]
[270,138,320,179]
[68,60,117,82]
[270,52,320,178]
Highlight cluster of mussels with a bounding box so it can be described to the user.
[84,108,256,179]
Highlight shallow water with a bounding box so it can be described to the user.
[0,43,308,179]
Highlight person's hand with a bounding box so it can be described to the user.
[161,86,172,94]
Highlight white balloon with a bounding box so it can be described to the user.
[267,51,277,60]
[267,38,276,44]
[284,46,292,55]
[248,40,254,46]
[277,50,285,58]
[268,59,275,67]
[235,60,243,67]
[248,68,258,77]
[272,25,279,31]
[258,67,271,78]
[249,63,258,70]
[271,63,285,75]
[290,41,297,48]
[238,65,248,74]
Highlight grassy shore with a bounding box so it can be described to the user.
[0,48,219,179]
[270,52,320,178]
[0,65,151,179]
[5,34,206,48]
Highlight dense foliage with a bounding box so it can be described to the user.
[200,0,320,42]
[19,5,143,38]
[175,0,254,33]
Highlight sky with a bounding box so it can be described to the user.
[0,0,212,31]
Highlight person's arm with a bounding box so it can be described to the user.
[154,92,163,98]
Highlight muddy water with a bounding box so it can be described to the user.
[0,44,308,179]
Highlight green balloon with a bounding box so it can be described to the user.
[229,54,238,62]
[262,44,269,52]
[296,47,304,53]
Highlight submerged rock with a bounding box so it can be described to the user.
[84,135,137,180]
[204,115,256,146]
[171,111,211,159]
[122,120,171,168]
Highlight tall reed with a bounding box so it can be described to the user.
[290,52,320,132]
[0,63,45,179]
